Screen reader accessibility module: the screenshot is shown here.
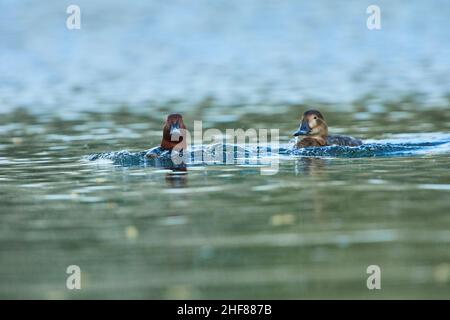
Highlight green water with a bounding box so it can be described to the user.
[1,0,450,300]
[1,102,449,299]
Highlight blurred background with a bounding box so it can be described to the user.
[0,0,449,299]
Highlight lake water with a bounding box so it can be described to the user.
[0,0,449,299]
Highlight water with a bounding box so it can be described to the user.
[1,0,450,299]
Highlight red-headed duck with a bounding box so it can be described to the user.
[146,113,187,158]
[293,110,362,147]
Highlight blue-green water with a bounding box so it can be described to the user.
[1,0,450,299]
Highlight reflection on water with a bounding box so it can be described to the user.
[0,0,450,299]
[294,158,327,176]
[165,168,188,188]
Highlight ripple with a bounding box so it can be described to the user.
[86,135,450,168]
[418,184,450,191]
[163,186,224,194]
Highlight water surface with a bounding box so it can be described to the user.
[1,107,449,299]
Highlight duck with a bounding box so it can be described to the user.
[145,113,187,158]
[293,110,362,148]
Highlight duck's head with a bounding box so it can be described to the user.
[161,113,187,150]
[293,109,328,137]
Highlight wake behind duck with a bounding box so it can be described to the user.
[86,112,450,168]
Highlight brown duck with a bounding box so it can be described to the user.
[145,113,187,158]
[293,110,362,148]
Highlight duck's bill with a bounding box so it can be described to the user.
[293,121,311,136]
[293,129,309,136]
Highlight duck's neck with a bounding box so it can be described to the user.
[309,121,328,145]
[161,127,186,151]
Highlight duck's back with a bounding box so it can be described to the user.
[327,135,363,146]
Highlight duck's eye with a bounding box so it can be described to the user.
[314,116,317,120]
